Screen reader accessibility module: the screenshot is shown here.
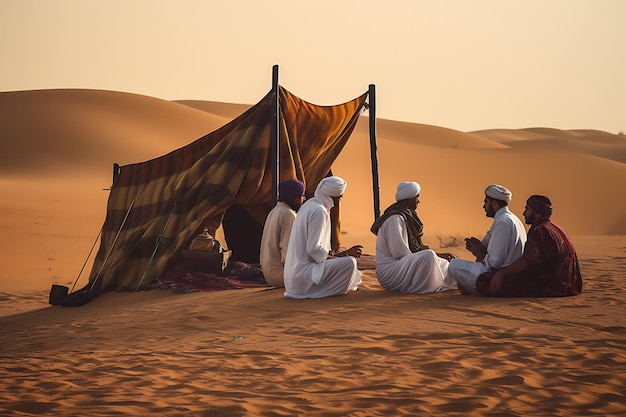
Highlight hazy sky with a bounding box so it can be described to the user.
[1,0,624,133]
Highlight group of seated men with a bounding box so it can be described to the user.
[259,176,583,299]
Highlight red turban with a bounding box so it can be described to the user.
[527,195,553,217]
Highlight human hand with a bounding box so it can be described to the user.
[345,245,363,258]
[465,237,487,261]
[437,252,456,261]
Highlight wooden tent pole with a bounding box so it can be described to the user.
[271,65,280,205]
[102,163,121,191]
[113,163,120,183]
[368,84,381,220]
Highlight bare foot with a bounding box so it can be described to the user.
[457,283,470,295]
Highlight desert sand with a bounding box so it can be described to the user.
[0,89,625,416]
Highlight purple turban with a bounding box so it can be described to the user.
[527,195,553,217]
[278,179,305,202]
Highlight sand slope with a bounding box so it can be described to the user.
[0,89,231,176]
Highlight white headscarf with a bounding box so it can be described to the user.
[485,184,512,202]
[395,181,421,201]
[314,176,347,208]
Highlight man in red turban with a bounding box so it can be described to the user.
[475,195,583,297]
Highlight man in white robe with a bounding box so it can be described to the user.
[260,179,305,288]
[283,176,363,299]
[449,184,527,295]
[371,182,457,293]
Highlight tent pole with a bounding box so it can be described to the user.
[102,163,121,191]
[368,84,381,220]
[113,163,120,183]
[271,64,280,205]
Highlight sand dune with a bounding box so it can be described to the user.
[336,121,626,247]
[471,128,626,164]
[375,119,509,149]
[0,89,230,176]
[175,99,254,120]
[0,89,625,416]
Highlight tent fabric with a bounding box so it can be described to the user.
[87,86,368,292]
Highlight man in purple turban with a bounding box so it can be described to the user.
[475,195,583,297]
[259,179,306,287]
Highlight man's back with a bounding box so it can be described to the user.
[284,198,330,287]
[525,220,582,296]
[259,202,296,288]
[375,214,412,268]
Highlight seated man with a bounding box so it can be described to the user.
[370,181,457,293]
[449,184,527,295]
[259,179,306,288]
[283,176,363,299]
[475,195,583,297]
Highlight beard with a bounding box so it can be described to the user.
[287,200,302,212]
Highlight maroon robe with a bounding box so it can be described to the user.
[476,219,583,297]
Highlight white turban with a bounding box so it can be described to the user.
[395,181,421,201]
[314,176,347,208]
[485,184,512,203]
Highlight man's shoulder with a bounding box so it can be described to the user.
[305,199,326,211]
[382,212,404,219]
[379,214,406,237]
[295,200,324,219]
[267,203,294,217]
[280,204,297,215]
[530,220,564,238]
[380,213,405,226]
[495,208,523,224]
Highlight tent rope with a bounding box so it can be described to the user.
[89,192,138,291]
[134,200,178,292]
[70,223,105,292]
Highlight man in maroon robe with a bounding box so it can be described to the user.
[475,195,583,297]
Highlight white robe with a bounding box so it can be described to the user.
[375,214,456,293]
[449,206,527,294]
[283,198,362,299]
[259,202,296,288]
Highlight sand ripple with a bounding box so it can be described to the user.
[1,241,625,416]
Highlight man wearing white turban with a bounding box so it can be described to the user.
[283,176,363,299]
[370,182,457,294]
[449,184,527,295]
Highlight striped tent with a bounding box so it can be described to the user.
[87,86,369,292]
